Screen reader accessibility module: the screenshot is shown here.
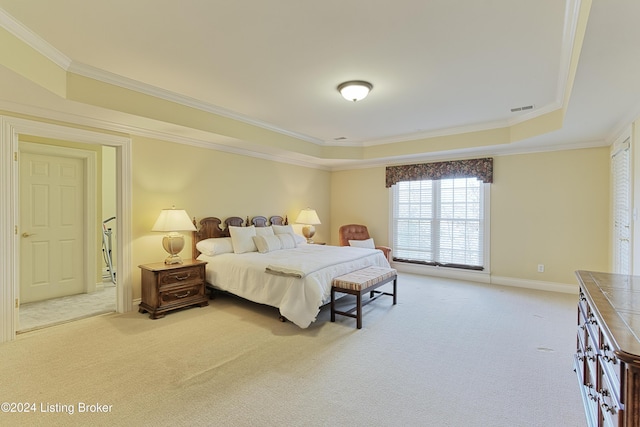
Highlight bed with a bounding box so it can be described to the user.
[192,215,391,328]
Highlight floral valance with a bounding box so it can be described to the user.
[385,158,493,188]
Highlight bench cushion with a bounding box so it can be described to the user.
[332,267,397,291]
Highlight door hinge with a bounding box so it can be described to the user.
[15,299,19,308]
[14,152,17,161]
[15,225,18,235]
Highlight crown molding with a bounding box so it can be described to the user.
[67,62,325,146]
[358,101,563,148]
[0,99,330,171]
[0,7,71,69]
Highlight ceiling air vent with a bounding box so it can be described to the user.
[334,137,347,141]
[510,105,534,112]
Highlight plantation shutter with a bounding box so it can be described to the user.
[390,158,489,270]
[612,138,631,274]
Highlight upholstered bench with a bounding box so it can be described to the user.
[331,266,397,329]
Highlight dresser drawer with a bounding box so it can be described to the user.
[599,363,622,427]
[158,265,204,289]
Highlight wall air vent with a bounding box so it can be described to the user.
[510,105,534,112]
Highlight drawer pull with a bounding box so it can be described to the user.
[173,291,191,298]
[601,402,618,415]
[602,344,618,364]
[172,274,190,281]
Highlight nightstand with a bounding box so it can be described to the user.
[138,259,208,319]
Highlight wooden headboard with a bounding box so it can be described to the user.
[192,215,288,258]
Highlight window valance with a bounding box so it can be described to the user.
[385,157,493,188]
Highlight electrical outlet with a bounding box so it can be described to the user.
[537,264,545,273]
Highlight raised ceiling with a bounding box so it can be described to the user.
[0,0,639,168]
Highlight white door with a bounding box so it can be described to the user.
[20,148,85,303]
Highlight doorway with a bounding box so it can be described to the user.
[0,116,133,343]
[16,140,116,332]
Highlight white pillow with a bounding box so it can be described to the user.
[293,233,307,245]
[277,233,296,249]
[271,225,300,247]
[229,226,257,254]
[255,226,274,237]
[253,235,282,253]
[272,225,298,247]
[272,224,294,235]
[349,238,375,249]
[196,237,234,256]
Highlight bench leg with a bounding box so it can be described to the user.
[393,277,397,305]
[356,292,362,329]
[330,288,336,322]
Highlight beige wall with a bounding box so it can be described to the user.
[131,136,331,299]
[491,148,609,284]
[330,167,390,246]
[331,147,611,286]
[12,128,614,298]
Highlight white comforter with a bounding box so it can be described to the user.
[197,244,390,328]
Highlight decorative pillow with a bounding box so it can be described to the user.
[272,225,295,235]
[277,233,296,249]
[253,235,282,253]
[255,226,275,237]
[349,238,375,249]
[293,233,307,245]
[229,226,257,254]
[272,225,298,247]
[196,237,234,256]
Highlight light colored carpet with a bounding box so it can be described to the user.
[18,285,116,332]
[0,273,584,426]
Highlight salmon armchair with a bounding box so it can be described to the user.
[338,224,392,263]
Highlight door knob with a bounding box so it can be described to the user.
[21,232,35,238]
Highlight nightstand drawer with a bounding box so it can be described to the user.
[158,265,203,289]
[138,260,208,319]
[159,283,205,307]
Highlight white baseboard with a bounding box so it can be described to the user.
[393,262,491,283]
[490,276,578,294]
[392,263,578,294]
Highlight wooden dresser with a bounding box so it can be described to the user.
[575,270,640,427]
[138,259,208,319]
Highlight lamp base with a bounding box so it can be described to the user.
[302,225,316,244]
[164,254,184,265]
[162,233,185,265]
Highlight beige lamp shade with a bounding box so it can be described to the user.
[295,208,321,243]
[152,207,196,264]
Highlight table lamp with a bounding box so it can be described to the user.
[151,206,197,264]
[295,208,321,243]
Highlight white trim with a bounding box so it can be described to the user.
[392,264,578,294]
[0,117,17,343]
[0,8,72,69]
[0,99,331,171]
[0,116,132,343]
[490,275,579,294]
[393,262,491,284]
[0,1,586,151]
[68,63,324,146]
[19,141,97,297]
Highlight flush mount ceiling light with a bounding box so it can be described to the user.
[337,80,373,102]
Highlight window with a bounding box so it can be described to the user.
[392,177,488,270]
[612,136,631,274]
